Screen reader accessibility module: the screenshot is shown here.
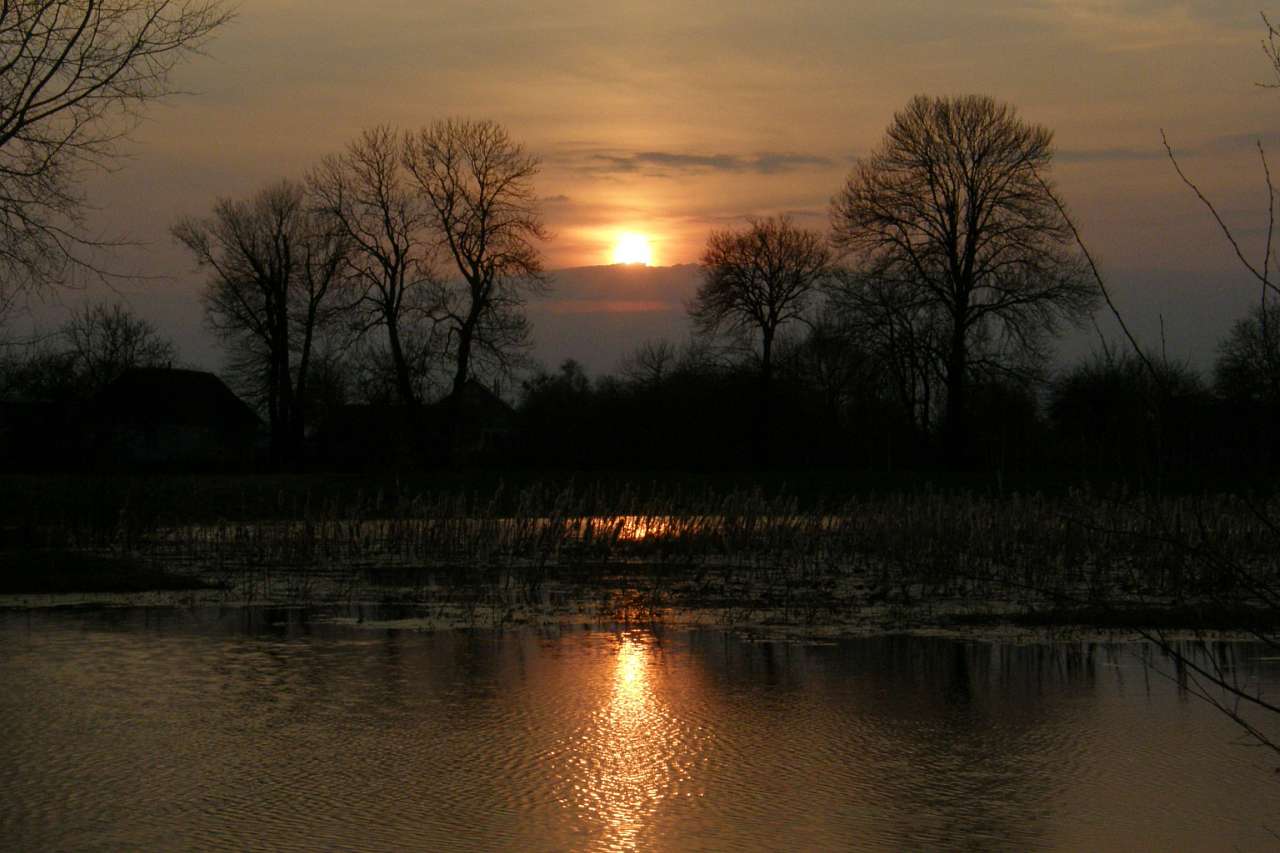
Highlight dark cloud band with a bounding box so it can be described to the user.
[570,149,836,176]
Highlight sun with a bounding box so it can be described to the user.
[612,232,653,266]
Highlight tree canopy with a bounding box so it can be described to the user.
[830,94,1095,464]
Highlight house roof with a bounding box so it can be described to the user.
[428,379,516,421]
[93,368,260,430]
[317,382,514,434]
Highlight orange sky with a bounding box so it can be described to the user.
[31,1,1280,370]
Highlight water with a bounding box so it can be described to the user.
[1,609,1277,851]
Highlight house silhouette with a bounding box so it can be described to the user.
[309,379,517,468]
[87,367,262,468]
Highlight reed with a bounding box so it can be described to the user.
[21,480,1273,631]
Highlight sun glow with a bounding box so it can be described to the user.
[612,232,653,266]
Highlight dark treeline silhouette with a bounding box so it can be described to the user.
[512,323,1271,484]
[5,93,1280,484]
[516,95,1101,477]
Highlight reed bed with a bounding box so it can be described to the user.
[22,482,1280,630]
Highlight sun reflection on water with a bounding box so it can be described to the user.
[555,632,702,851]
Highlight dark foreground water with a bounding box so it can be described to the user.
[1,609,1277,851]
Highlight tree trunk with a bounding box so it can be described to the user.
[444,314,479,463]
[385,316,416,406]
[274,314,297,466]
[942,323,968,468]
[292,312,315,463]
[266,363,283,466]
[755,328,774,466]
[451,320,474,401]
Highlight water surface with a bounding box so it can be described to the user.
[1,608,1277,851]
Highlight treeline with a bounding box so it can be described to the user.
[518,303,1276,483]
[4,93,1276,485]
[514,91,1276,481]
[513,93,1274,484]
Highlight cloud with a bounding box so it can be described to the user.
[1056,146,1165,163]
[1201,131,1280,154]
[1014,1,1251,53]
[561,148,836,177]
[546,299,674,315]
[696,207,829,227]
[1058,131,1280,164]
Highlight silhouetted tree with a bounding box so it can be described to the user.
[827,270,945,439]
[0,301,175,401]
[402,119,549,404]
[831,94,1095,465]
[296,341,352,420]
[1215,304,1280,407]
[618,338,678,387]
[689,215,830,462]
[0,0,230,318]
[309,126,440,405]
[173,180,347,464]
[788,320,872,428]
[1050,351,1212,479]
[1213,304,1280,466]
[64,301,176,395]
[1034,17,1280,759]
[0,337,75,400]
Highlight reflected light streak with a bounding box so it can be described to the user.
[560,633,693,851]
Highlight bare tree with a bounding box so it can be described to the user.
[1215,303,1280,407]
[309,126,440,405]
[0,335,74,399]
[172,179,347,464]
[0,0,230,316]
[1029,17,1280,758]
[619,338,678,387]
[830,94,1095,465]
[827,269,945,438]
[64,300,175,394]
[689,215,829,461]
[402,118,549,403]
[0,299,174,399]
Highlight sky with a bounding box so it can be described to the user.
[15,0,1280,376]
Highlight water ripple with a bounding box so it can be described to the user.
[0,613,1277,851]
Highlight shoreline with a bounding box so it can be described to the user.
[2,585,1270,646]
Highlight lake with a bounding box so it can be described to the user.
[1,608,1277,851]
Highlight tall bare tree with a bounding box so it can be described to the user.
[309,126,439,405]
[0,0,230,317]
[402,118,549,402]
[689,215,829,460]
[173,180,346,464]
[830,94,1095,465]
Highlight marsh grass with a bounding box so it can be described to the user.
[8,480,1276,631]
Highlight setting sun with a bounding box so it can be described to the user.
[612,232,653,266]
